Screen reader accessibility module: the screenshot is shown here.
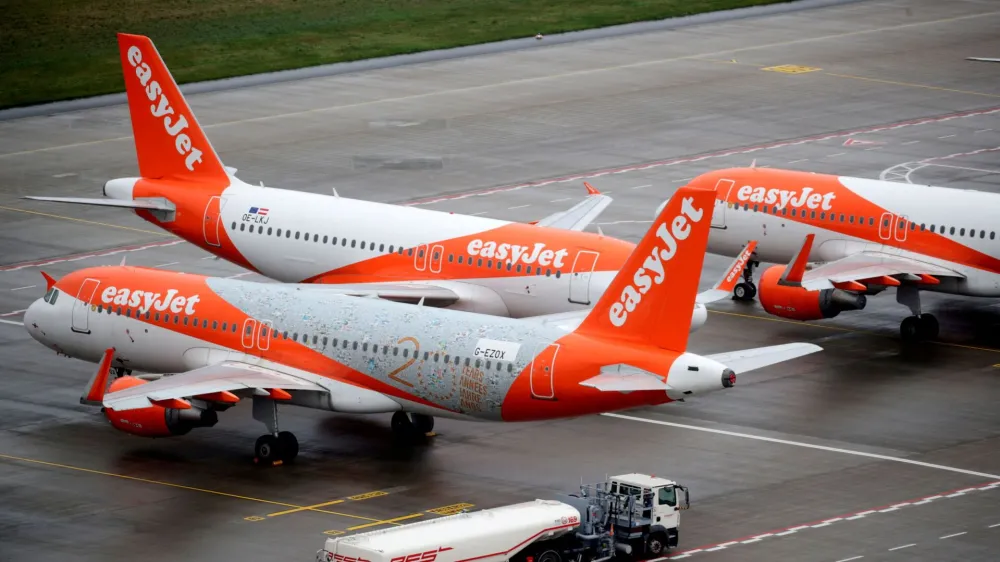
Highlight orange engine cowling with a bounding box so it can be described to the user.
[758,265,867,321]
[103,376,219,438]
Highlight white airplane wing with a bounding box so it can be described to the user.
[799,252,964,291]
[23,195,175,211]
[102,361,325,411]
[705,342,822,373]
[533,183,612,231]
[294,282,460,307]
[696,240,758,304]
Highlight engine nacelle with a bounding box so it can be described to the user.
[758,265,866,321]
[104,376,218,437]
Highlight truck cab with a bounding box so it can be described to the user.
[603,473,689,555]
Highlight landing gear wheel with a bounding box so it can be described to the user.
[277,431,299,462]
[733,282,756,301]
[918,314,939,340]
[535,550,561,562]
[254,434,281,464]
[646,532,668,556]
[409,413,435,435]
[391,411,415,437]
[900,316,921,342]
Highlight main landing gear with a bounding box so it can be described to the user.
[252,396,299,465]
[391,411,435,440]
[733,257,759,302]
[897,285,939,342]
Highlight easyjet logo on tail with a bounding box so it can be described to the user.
[735,185,835,210]
[609,197,704,327]
[126,46,204,172]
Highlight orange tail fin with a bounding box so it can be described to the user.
[577,185,716,351]
[117,33,228,184]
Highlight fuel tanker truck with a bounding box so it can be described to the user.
[317,474,690,562]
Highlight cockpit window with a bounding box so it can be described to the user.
[43,288,59,305]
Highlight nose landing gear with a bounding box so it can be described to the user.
[391,411,436,440]
[733,258,759,302]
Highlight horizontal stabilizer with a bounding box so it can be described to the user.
[579,364,668,392]
[706,342,822,373]
[23,196,175,211]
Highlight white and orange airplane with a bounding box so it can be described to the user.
[23,187,819,464]
[24,32,743,321]
[672,166,1000,341]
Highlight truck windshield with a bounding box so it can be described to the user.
[658,486,676,506]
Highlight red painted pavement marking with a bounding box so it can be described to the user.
[0,239,181,273]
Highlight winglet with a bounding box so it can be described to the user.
[696,240,758,304]
[779,234,815,286]
[80,348,116,405]
[584,181,601,195]
[40,271,57,291]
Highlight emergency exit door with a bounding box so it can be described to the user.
[71,278,101,334]
[203,196,226,247]
[569,250,599,305]
[530,342,560,400]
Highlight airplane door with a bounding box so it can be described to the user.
[712,178,736,228]
[894,215,909,243]
[529,342,559,400]
[257,320,273,352]
[429,244,444,273]
[569,250,600,305]
[241,318,261,364]
[414,244,428,271]
[878,212,893,241]
[71,278,101,334]
[203,196,227,247]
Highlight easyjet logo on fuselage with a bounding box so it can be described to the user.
[100,285,201,315]
[735,185,835,210]
[609,197,704,327]
[126,46,204,172]
[467,240,569,268]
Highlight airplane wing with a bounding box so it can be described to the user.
[705,342,822,373]
[696,240,758,304]
[532,183,612,231]
[294,282,460,307]
[23,195,175,211]
[799,252,964,291]
[102,361,326,411]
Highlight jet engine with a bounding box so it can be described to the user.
[103,376,218,437]
[758,265,866,321]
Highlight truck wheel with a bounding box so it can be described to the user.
[646,532,668,556]
[535,550,561,562]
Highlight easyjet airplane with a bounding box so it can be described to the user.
[23,187,818,464]
[26,32,734,320]
[666,166,1000,341]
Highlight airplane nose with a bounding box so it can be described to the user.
[23,299,44,340]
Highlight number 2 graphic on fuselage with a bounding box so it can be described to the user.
[387,336,419,387]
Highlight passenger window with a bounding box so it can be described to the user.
[516,264,522,273]
[282,331,288,339]
[125,309,131,318]
[810,211,816,219]
[791,209,797,217]
[145,311,150,320]
[332,237,338,244]
[313,234,318,242]
[351,240,357,248]
[981,231,986,239]
[465,358,470,366]
[434,354,439,362]
[950,227,955,235]
[433,250,440,260]
[174,315,179,324]
[363,343,369,351]
[322,336,328,345]
[246,325,253,335]
[304,232,309,240]
[424,352,429,360]
[248,225,254,233]
[192,316,198,326]
[342,238,348,246]
[555,270,561,278]
[361,241,367,250]
[910,222,916,231]
[276,228,282,236]
[448,254,454,263]
[408,248,413,256]
[240,223,246,231]
[221,321,227,330]
[116,307,122,315]
[379,244,385,252]
[393,347,399,356]
[183,316,188,325]
[286,230,291,238]
[546,269,552,276]
[155,312,161,321]
[478,258,483,267]
[992,232,996,240]
[753,204,759,212]
[295,231,300,239]
[920,224,925,231]
[961,228,966,236]
[203,319,209,328]
[353,342,358,350]
[97,304,103,313]
[323,235,328,243]
[848,215,854,224]
[507,363,513,372]
[231,221,237,230]
[332,338,338,346]
[313,335,318,344]
[403,348,409,357]
[475,359,482,368]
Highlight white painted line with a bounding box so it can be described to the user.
[52,172,77,178]
[939,134,957,139]
[602,413,1000,479]
[225,272,253,279]
[864,146,884,151]
[470,211,489,216]
[975,128,993,133]
[669,555,691,560]
[703,545,728,552]
[672,177,694,183]
[508,204,530,210]
[549,198,571,203]
[835,557,864,562]
[0,309,26,317]
[201,256,216,260]
[10,285,36,291]
[902,140,921,145]
[787,159,809,164]
[827,152,846,158]
[877,507,900,513]
[154,262,179,268]
[940,532,966,539]
[715,542,738,548]
[988,522,1000,528]
[0,319,24,326]
[740,538,764,544]
[774,529,798,536]
[630,184,652,190]
[888,544,915,551]
[945,491,967,498]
